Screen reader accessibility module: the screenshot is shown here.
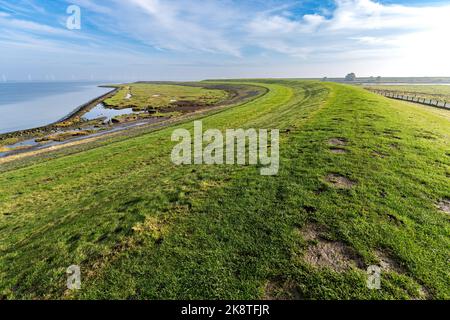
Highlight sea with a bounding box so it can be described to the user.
[0,81,112,134]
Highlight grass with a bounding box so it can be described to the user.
[364,85,450,102]
[0,80,448,300]
[103,83,229,111]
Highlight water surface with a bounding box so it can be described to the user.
[82,103,136,122]
[0,82,112,134]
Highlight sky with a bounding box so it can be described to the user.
[1,0,450,81]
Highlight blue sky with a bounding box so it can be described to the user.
[1,0,450,81]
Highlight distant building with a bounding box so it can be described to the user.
[345,73,356,81]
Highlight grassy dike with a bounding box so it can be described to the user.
[0,81,448,299]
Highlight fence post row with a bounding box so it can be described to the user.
[370,89,449,109]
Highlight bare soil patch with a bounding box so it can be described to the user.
[325,174,356,189]
[299,223,363,272]
[330,147,348,154]
[328,138,348,146]
[304,241,363,272]
[299,223,325,241]
[436,199,450,214]
[263,280,302,300]
[375,250,405,274]
[160,100,210,114]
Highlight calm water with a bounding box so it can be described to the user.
[0,82,112,134]
[82,103,136,122]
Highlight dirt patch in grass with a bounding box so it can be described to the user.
[304,241,363,272]
[325,174,357,189]
[330,147,348,154]
[299,223,364,272]
[263,280,302,300]
[159,100,209,113]
[298,223,325,241]
[328,138,348,146]
[375,249,405,274]
[436,199,450,214]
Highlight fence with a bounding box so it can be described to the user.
[368,89,450,109]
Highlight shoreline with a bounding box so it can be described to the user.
[0,86,119,140]
[54,86,119,123]
[0,83,268,161]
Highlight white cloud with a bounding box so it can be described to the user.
[246,0,450,64]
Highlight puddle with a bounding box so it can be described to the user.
[82,103,136,122]
[0,138,40,157]
[6,138,39,149]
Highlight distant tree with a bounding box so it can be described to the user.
[376,76,382,82]
[322,77,328,81]
[345,73,356,81]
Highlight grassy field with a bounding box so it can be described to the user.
[103,83,229,111]
[364,85,450,102]
[0,80,449,300]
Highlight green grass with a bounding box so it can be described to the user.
[364,85,450,102]
[103,83,229,111]
[0,80,448,300]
